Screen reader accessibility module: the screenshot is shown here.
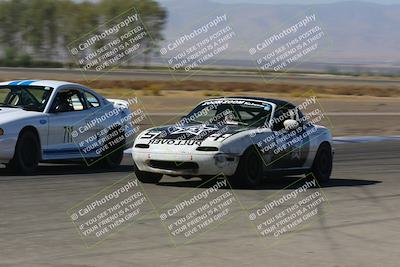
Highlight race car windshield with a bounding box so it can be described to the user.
[0,86,53,112]
[182,100,273,127]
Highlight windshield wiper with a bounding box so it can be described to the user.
[225,120,248,126]
[186,120,206,124]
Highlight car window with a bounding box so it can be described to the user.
[297,109,307,123]
[0,88,11,103]
[52,90,86,113]
[272,106,294,131]
[84,92,100,108]
[236,106,267,124]
[183,100,272,127]
[0,86,53,111]
[272,103,312,131]
[70,94,85,111]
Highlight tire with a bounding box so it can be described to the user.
[99,128,125,169]
[231,146,264,188]
[133,162,163,184]
[311,142,333,184]
[200,176,214,182]
[200,176,218,186]
[9,130,40,175]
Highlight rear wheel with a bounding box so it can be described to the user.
[230,146,263,188]
[311,142,333,184]
[9,130,40,175]
[133,162,163,184]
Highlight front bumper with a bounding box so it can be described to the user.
[132,150,240,177]
[0,135,17,163]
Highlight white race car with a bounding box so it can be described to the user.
[0,80,135,174]
[132,97,333,187]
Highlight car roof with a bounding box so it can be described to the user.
[0,80,80,89]
[206,96,293,107]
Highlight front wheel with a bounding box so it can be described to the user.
[133,162,163,184]
[311,143,333,184]
[9,131,40,175]
[99,129,125,169]
[230,146,264,188]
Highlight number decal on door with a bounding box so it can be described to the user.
[63,126,74,143]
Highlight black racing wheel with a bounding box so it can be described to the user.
[231,146,264,188]
[8,130,40,175]
[99,128,125,169]
[311,142,333,184]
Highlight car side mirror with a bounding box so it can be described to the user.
[283,119,299,131]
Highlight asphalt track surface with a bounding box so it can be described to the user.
[0,141,399,267]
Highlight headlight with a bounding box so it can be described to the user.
[214,154,236,168]
[135,144,149,149]
[214,154,226,166]
[0,128,4,136]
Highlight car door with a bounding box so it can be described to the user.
[45,88,97,160]
[269,105,310,169]
[289,108,311,168]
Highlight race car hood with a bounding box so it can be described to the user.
[152,124,247,140]
[0,107,44,124]
[136,123,250,152]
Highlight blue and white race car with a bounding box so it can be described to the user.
[132,97,333,187]
[0,80,135,174]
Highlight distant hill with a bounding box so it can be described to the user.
[158,0,400,67]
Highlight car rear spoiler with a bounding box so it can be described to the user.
[107,99,130,109]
